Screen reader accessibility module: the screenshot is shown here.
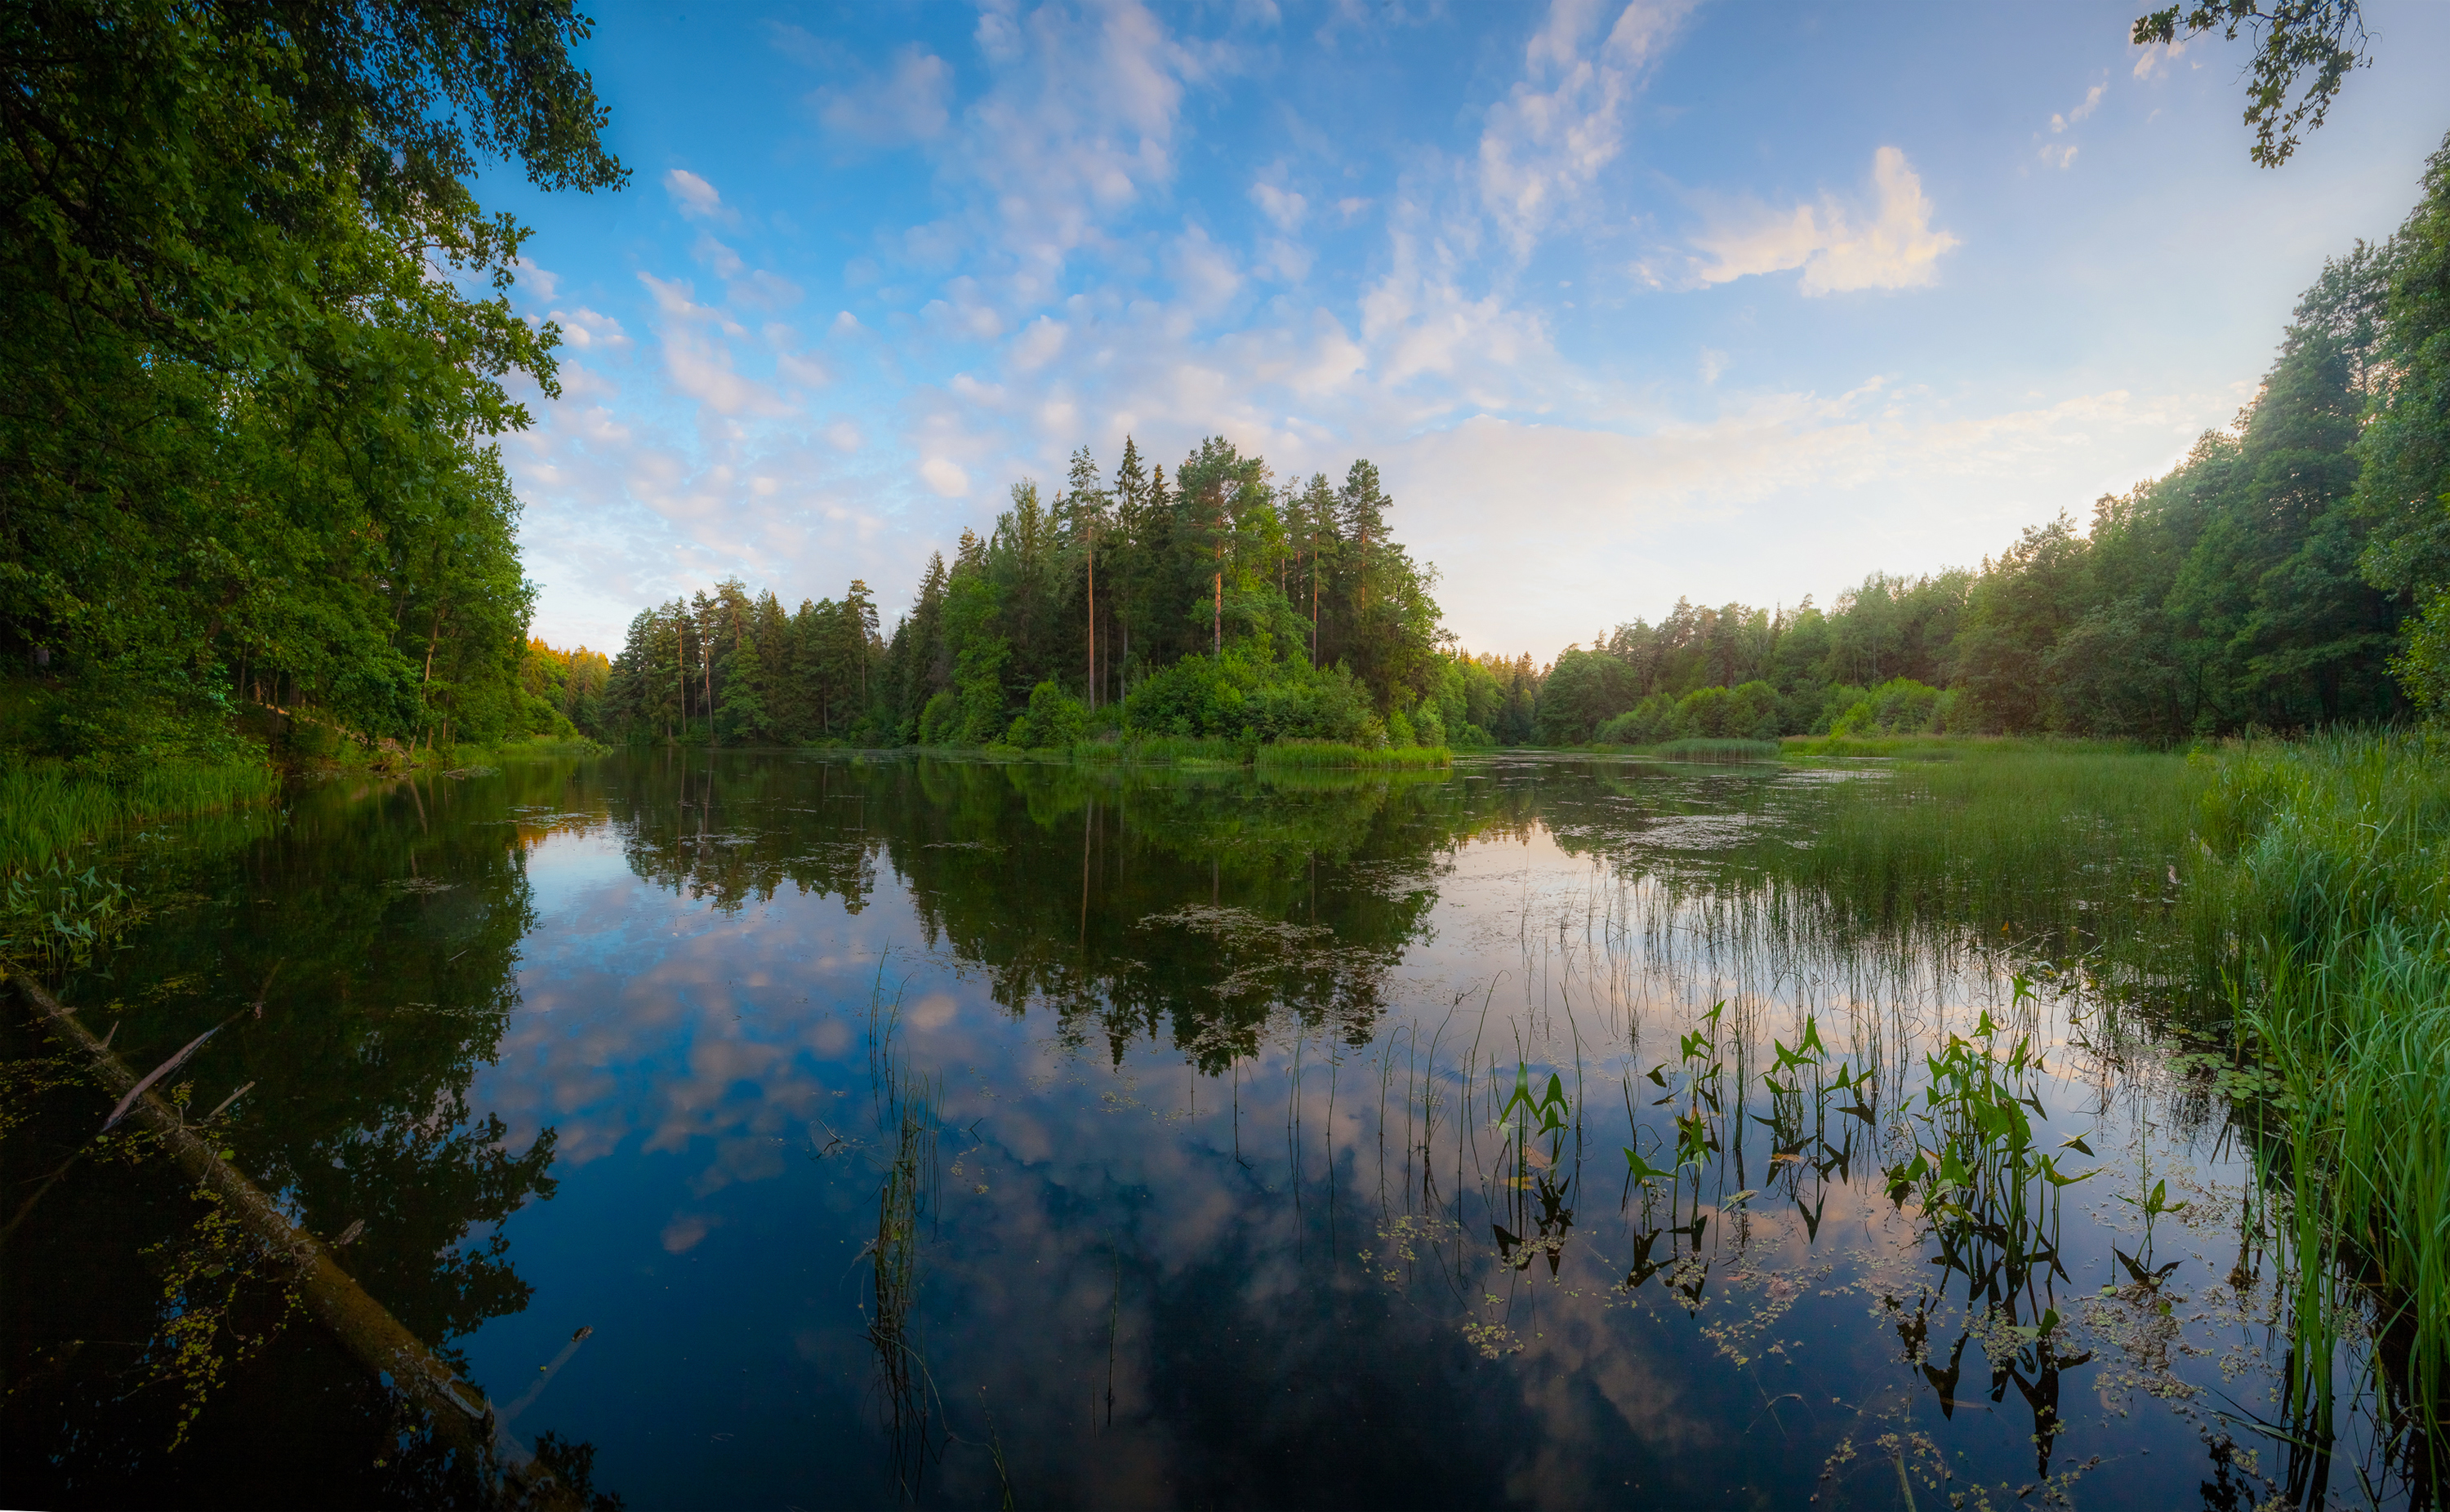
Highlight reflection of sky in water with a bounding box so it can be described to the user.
[445,764,2273,1511]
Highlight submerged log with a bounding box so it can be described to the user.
[7,968,578,1510]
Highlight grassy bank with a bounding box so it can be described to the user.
[0,761,281,874]
[2201,732,2450,1439]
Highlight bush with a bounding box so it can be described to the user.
[1121,649,1371,744]
[1595,680,1783,745]
[916,691,960,746]
[1004,682,1089,749]
[1830,678,1946,737]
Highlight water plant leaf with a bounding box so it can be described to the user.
[1622,1148,1676,1186]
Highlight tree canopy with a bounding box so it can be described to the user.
[2,0,623,770]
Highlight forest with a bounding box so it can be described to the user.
[593,443,1538,751]
[0,0,623,779]
[1538,135,2450,748]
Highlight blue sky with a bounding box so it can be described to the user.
[486,0,2450,658]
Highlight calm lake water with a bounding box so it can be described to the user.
[2,751,2376,1508]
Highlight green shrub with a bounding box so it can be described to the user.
[1005,683,1089,749]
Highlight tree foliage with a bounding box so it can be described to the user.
[2132,0,2369,167]
[604,439,1459,750]
[1537,141,2450,744]
[1,0,623,770]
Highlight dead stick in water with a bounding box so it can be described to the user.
[7,968,578,1510]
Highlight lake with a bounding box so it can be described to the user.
[0,750,2381,1509]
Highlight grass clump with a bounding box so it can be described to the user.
[1253,740,1452,770]
[1729,746,2215,980]
[0,761,279,873]
[1112,735,1245,766]
[1780,732,2149,760]
[1628,737,1780,763]
[2201,730,2450,1444]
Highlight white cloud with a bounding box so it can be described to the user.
[2038,143,2079,171]
[825,420,864,453]
[920,456,972,496]
[1250,180,1307,232]
[1699,347,1728,385]
[2050,81,2105,132]
[1168,225,1243,316]
[1257,237,1312,283]
[1690,146,1960,295]
[660,328,791,416]
[550,307,630,351]
[813,45,954,146]
[1009,316,1069,371]
[663,168,728,222]
[776,350,833,387]
[1385,380,2235,651]
[1477,0,1691,257]
[831,310,864,337]
[2132,35,2189,81]
[515,257,561,300]
[693,233,746,278]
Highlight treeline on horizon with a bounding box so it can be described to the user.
[1532,132,2450,748]
[584,441,1542,751]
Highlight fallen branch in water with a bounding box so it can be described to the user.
[7,967,580,1510]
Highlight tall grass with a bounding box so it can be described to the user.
[1253,740,1453,770]
[0,761,279,873]
[2203,731,2450,1450]
[1101,735,1244,765]
[1637,737,1780,762]
[1728,747,2219,994]
[1780,732,2150,759]
[1055,736,1454,768]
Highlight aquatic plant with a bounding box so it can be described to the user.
[0,760,278,873]
[0,861,139,981]
[2206,730,2450,1469]
[1254,740,1453,770]
[861,973,942,1496]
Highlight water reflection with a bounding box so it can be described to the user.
[2,751,2426,1509]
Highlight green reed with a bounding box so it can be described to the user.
[1253,740,1453,770]
[1732,730,2450,1458]
[1725,746,2221,1002]
[2205,731,2450,1456]
[862,973,942,1496]
[0,760,279,873]
[1585,736,1781,762]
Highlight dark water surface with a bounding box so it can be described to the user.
[4,752,2344,1508]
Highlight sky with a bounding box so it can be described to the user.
[482,0,2450,660]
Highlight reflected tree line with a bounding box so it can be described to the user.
[604,751,1544,1068]
[2,758,613,1506]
